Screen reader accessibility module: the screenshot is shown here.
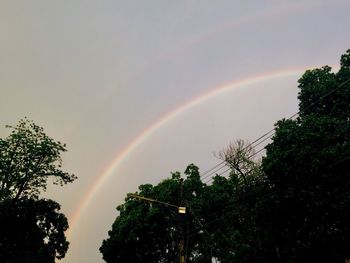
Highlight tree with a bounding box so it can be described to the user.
[0,118,76,201]
[101,162,262,263]
[0,199,69,263]
[100,165,206,263]
[211,140,265,262]
[0,119,75,262]
[258,50,350,262]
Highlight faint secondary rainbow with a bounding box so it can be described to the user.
[67,68,306,237]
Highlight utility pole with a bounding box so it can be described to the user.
[178,178,185,263]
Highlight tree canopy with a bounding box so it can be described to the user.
[0,119,76,201]
[258,49,350,262]
[0,119,75,262]
[100,165,205,263]
[0,199,69,263]
[100,158,262,263]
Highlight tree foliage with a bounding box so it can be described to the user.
[258,49,350,262]
[101,159,261,262]
[0,199,69,263]
[100,165,204,263]
[0,118,76,201]
[0,119,75,262]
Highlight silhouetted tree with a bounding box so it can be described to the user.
[0,198,69,263]
[0,119,76,262]
[258,49,350,262]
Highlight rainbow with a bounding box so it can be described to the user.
[67,68,306,237]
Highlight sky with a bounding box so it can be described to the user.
[1,1,350,262]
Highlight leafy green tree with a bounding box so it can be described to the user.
[101,162,262,263]
[102,164,243,263]
[0,119,75,262]
[258,50,350,262]
[0,119,76,201]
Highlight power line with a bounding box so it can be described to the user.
[201,163,228,181]
[203,167,230,184]
[203,146,267,185]
[200,161,227,177]
[199,77,350,183]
